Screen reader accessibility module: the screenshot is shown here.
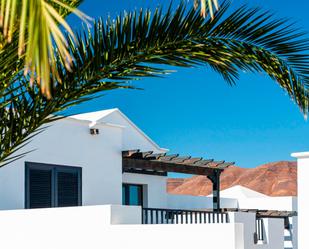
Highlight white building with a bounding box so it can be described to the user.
[0,108,297,249]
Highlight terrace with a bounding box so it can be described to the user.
[122,150,297,248]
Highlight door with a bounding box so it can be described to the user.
[25,162,82,209]
[122,184,143,206]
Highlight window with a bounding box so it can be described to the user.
[122,184,143,206]
[25,162,82,209]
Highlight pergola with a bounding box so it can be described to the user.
[122,150,235,212]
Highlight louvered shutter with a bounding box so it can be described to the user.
[57,171,79,207]
[28,169,52,208]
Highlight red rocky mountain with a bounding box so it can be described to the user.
[167,161,297,196]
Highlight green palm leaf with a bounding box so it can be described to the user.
[0,0,89,98]
[194,0,219,18]
[1,1,309,165]
[66,1,309,113]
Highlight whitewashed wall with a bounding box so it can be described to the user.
[0,109,168,211]
[0,119,123,210]
[167,194,238,209]
[237,196,296,211]
[0,205,244,249]
[122,173,168,208]
[100,110,166,153]
[292,152,309,249]
[229,212,284,249]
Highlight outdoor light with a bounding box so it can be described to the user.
[90,128,99,135]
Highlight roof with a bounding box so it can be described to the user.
[215,185,268,199]
[69,108,167,153]
[70,108,118,123]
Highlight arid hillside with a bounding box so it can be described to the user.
[167,161,297,196]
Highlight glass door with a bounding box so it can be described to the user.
[122,184,143,206]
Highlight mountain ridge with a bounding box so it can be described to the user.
[167,161,297,196]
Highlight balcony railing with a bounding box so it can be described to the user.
[142,208,229,225]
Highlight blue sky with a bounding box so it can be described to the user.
[66,0,309,168]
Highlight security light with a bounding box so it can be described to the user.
[90,128,99,135]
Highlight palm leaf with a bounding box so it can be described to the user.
[0,0,90,98]
[65,1,309,113]
[194,0,219,18]
[1,1,309,165]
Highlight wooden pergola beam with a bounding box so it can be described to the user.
[122,150,235,212]
[122,158,219,176]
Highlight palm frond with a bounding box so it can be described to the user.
[64,1,309,113]
[0,0,90,98]
[2,1,309,165]
[194,0,219,18]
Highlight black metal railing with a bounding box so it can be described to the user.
[142,208,229,224]
[255,218,265,243]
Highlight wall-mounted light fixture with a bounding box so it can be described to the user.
[90,128,99,135]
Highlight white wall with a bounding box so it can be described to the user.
[122,173,168,208]
[0,119,123,210]
[0,205,244,249]
[237,196,296,211]
[292,152,309,249]
[167,194,238,209]
[229,212,284,249]
[101,110,166,153]
[123,173,239,210]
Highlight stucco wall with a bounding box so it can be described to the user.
[122,172,168,208]
[229,212,284,249]
[101,110,165,153]
[167,194,238,209]
[0,119,123,210]
[292,152,309,249]
[0,205,244,249]
[123,173,239,210]
[237,196,296,211]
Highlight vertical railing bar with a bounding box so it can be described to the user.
[259,219,262,240]
[142,208,144,224]
[181,211,184,224]
[145,209,148,224]
[156,209,158,224]
[261,219,264,241]
[150,209,153,224]
[161,210,164,224]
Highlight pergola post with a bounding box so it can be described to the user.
[207,170,221,212]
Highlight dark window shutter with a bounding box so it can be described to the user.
[57,171,79,207]
[29,169,52,208]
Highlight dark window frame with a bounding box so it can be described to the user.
[122,183,143,207]
[25,162,82,209]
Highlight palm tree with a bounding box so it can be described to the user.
[1,1,309,166]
